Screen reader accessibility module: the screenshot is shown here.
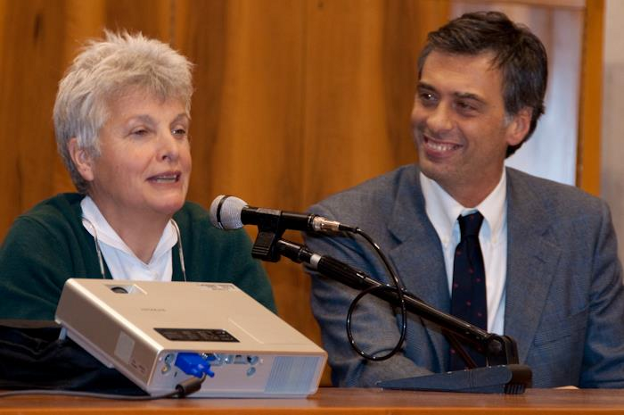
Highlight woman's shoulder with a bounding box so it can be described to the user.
[174,201,213,231]
[11,193,84,232]
[176,200,209,220]
[1,193,87,263]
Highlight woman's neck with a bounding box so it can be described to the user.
[88,197,171,263]
[116,220,168,263]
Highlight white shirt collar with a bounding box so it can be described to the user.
[80,196,177,266]
[420,170,507,247]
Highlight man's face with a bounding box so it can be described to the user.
[411,51,528,207]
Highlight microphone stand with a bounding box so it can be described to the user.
[252,235,532,394]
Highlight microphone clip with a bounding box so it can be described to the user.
[249,210,288,262]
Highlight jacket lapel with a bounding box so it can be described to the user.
[381,167,559,368]
[504,169,561,364]
[386,167,451,370]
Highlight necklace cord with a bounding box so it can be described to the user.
[81,217,186,281]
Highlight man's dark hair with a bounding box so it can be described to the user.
[417,11,548,157]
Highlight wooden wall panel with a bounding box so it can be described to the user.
[302,0,409,205]
[301,0,449,207]
[0,0,599,387]
[577,0,604,195]
[0,0,450,386]
[172,0,449,385]
[179,0,306,209]
[104,0,172,40]
[52,0,105,196]
[175,0,312,343]
[0,0,67,237]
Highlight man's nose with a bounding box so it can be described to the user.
[426,104,454,134]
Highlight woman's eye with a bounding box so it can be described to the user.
[131,128,149,136]
[172,128,187,136]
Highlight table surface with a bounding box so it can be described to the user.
[1,387,624,415]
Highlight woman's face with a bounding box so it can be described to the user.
[77,88,192,225]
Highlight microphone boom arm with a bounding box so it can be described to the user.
[274,238,520,367]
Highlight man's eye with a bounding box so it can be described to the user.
[456,101,477,112]
[418,92,437,105]
[172,128,187,137]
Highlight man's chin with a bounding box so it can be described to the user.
[418,162,458,187]
[419,159,445,179]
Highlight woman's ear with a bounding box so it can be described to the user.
[68,138,95,182]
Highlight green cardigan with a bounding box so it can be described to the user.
[0,193,276,320]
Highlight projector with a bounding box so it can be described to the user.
[55,279,327,398]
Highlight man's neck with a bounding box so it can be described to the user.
[435,171,505,208]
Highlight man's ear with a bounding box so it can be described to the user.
[68,138,95,182]
[506,107,532,147]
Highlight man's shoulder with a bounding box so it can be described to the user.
[507,168,605,211]
[308,164,419,223]
[312,164,418,208]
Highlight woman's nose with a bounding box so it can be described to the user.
[158,132,180,162]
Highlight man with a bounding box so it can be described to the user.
[304,11,624,388]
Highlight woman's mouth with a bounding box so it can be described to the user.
[148,173,180,183]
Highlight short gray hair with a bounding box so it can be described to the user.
[53,31,194,193]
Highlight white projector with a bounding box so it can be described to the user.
[55,278,327,398]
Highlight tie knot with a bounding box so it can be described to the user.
[458,212,483,238]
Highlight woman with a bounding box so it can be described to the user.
[0,31,275,319]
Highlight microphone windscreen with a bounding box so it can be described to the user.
[209,195,248,230]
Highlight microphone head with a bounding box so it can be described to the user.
[209,195,248,230]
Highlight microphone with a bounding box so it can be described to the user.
[209,195,356,233]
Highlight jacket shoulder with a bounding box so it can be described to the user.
[507,168,606,214]
[309,164,419,224]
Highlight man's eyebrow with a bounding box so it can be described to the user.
[417,81,436,91]
[417,82,486,105]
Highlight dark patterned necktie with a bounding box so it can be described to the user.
[449,211,487,370]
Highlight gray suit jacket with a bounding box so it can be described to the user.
[304,164,624,388]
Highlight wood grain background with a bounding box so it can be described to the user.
[0,0,601,385]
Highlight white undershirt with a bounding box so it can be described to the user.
[80,196,177,281]
[420,172,508,334]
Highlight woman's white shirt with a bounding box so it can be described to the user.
[80,196,177,281]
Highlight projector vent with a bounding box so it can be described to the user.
[265,356,320,394]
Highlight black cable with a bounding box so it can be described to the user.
[0,373,207,400]
[0,389,176,400]
[342,227,407,361]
